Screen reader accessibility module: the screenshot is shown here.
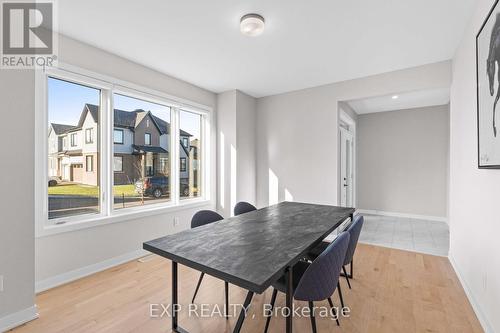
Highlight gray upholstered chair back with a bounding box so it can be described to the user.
[234,202,257,216]
[294,232,350,302]
[191,210,224,229]
[343,215,364,266]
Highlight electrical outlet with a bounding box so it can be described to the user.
[173,217,179,227]
[0,275,4,292]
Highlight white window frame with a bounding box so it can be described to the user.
[35,63,212,237]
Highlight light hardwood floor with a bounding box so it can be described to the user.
[12,244,482,333]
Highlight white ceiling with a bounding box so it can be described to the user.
[57,0,476,98]
[347,88,450,114]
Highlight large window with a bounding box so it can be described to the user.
[179,110,202,199]
[42,69,209,228]
[47,77,101,220]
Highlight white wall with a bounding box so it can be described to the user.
[256,61,452,208]
[217,90,237,217]
[449,0,500,331]
[0,71,36,323]
[236,91,257,206]
[357,105,449,218]
[217,90,257,217]
[33,34,217,288]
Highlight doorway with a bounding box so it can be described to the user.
[339,110,355,208]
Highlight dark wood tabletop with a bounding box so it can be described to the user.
[143,201,354,294]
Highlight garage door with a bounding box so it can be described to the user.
[71,164,83,183]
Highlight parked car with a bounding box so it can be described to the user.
[135,176,190,198]
[48,177,59,187]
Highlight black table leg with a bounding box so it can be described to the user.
[171,261,189,333]
[225,281,229,319]
[172,261,179,332]
[232,291,254,333]
[285,266,293,333]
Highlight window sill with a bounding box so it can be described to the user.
[36,198,212,238]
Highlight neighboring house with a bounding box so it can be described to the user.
[48,123,77,181]
[48,104,194,189]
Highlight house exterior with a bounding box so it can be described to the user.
[48,104,193,187]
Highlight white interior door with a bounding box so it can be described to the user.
[340,129,354,207]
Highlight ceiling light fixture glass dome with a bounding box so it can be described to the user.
[240,14,265,37]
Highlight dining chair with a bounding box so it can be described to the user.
[340,215,364,289]
[307,215,364,290]
[190,210,231,317]
[263,232,350,333]
[234,201,257,216]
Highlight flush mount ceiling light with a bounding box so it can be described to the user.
[240,13,265,37]
[392,95,399,99]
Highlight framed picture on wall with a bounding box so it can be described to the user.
[477,0,500,168]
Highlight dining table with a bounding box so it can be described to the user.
[143,201,355,333]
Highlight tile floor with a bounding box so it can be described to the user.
[358,214,449,256]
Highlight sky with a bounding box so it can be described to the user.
[48,77,201,139]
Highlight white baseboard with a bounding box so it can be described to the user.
[448,254,495,333]
[356,209,447,223]
[0,305,38,332]
[35,249,149,293]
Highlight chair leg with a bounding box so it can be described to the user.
[328,297,340,326]
[264,288,278,333]
[225,281,229,319]
[350,260,354,278]
[343,266,352,289]
[191,272,205,303]
[337,282,345,309]
[308,301,317,333]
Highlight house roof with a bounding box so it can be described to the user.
[81,104,192,137]
[180,140,190,156]
[132,145,168,154]
[50,123,76,135]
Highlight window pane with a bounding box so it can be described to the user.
[113,129,123,144]
[85,128,93,143]
[112,93,171,210]
[179,110,202,199]
[47,77,100,219]
[113,156,123,172]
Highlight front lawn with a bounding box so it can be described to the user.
[113,184,138,197]
[48,183,138,197]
